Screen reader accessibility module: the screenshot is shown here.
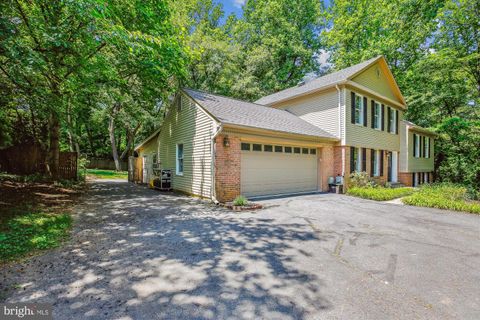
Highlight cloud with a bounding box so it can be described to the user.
[233,0,246,8]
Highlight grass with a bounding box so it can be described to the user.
[233,195,248,206]
[347,186,414,201]
[86,169,128,180]
[402,183,480,214]
[0,212,72,261]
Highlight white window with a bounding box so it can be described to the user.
[355,94,364,125]
[374,102,382,129]
[389,107,397,133]
[414,134,420,158]
[353,147,362,172]
[176,143,184,175]
[373,150,380,176]
[425,137,430,158]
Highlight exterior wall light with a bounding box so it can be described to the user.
[223,136,230,147]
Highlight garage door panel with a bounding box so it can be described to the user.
[241,150,318,197]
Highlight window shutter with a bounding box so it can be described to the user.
[412,173,415,186]
[387,107,391,132]
[350,146,355,173]
[371,100,375,128]
[395,110,399,134]
[428,137,431,158]
[413,133,417,157]
[363,97,368,126]
[423,136,426,158]
[362,148,367,172]
[351,92,355,124]
[380,150,384,176]
[381,104,385,131]
[370,149,375,177]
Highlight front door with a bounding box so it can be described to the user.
[387,152,392,182]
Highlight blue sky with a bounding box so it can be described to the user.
[217,0,332,18]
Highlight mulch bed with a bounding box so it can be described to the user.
[223,202,263,211]
[0,179,84,226]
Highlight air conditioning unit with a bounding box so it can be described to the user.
[153,169,172,191]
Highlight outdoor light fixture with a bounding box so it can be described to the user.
[223,136,230,147]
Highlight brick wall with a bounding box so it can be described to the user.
[214,134,241,202]
[399,172,413,187]
[319,146,334,191]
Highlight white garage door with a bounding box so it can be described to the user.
[241,143,318,197]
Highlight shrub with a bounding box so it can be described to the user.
[349,171,375,188]
[402,183,480,214]
[233,195,248,206]
[347,186,414,201]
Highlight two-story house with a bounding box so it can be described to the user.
[133,56,435,202]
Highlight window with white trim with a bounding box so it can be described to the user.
[373,150,380,176]
[352,147,362,172]
[355,94,364,125]
[176,143,184,175]
[414,134,420,157]
[389,107,396,133]
[374,102,382,129]
[425,137,430,158]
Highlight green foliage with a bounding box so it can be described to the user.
[233,195,248,206]
[349,171,376,188]
[0,212,72,261]
[347,187,414,201]
[402,183,480,214]
[86,169,128,180]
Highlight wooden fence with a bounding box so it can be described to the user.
[0,144,78,180]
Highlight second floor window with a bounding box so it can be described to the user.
[374,102,382,129]
[414,134,420,157]
[389,107,397,133]
[355,95,364,125]
[425,137,430,158]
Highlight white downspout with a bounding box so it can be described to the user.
[210,123,223,204]
[336,84,346,177]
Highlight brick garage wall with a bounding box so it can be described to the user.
[319,146,334,191]
[214,134,241,202]
[399,172,413,187]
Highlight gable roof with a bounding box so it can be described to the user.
[402,120,438,137]
[134,127,160,151]
[255,56,405,106]
[183,88,337,140]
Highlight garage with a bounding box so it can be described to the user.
[240,142,318,197]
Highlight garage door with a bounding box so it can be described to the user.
[241,143,318,197]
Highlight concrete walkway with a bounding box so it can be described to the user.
[1,180,479,319]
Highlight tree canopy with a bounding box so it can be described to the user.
[0,0,478,191]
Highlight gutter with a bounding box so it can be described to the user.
[210,123,223,204]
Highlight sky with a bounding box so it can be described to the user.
[217,0,332,18]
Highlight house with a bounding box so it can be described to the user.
[133,56,435,202]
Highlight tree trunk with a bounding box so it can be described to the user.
[109,104,121,171]
[47,112,60,179]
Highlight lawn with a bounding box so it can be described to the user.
[402,184,480,214]
[347,186,414,201]
[0,212,72,261]
[86,169,128,180]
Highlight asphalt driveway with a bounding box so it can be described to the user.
[1,180,479,319]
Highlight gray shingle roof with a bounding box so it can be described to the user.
[184,89,337,140]
[255,56,382,105]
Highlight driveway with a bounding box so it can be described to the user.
[1,180,479,319]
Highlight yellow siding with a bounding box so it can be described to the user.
[406,130,435,172]
[345,89,402,151]
[137,135,159,183]
[351,62,400,103]
[274,88,340,137]
[159,93,216,198]
[399,122,408,172]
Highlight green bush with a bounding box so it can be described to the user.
[233,195,248,206]
[0,212,72,261]
[347,186,414,201]
[349,171,376,188]
[402,183,480,214]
